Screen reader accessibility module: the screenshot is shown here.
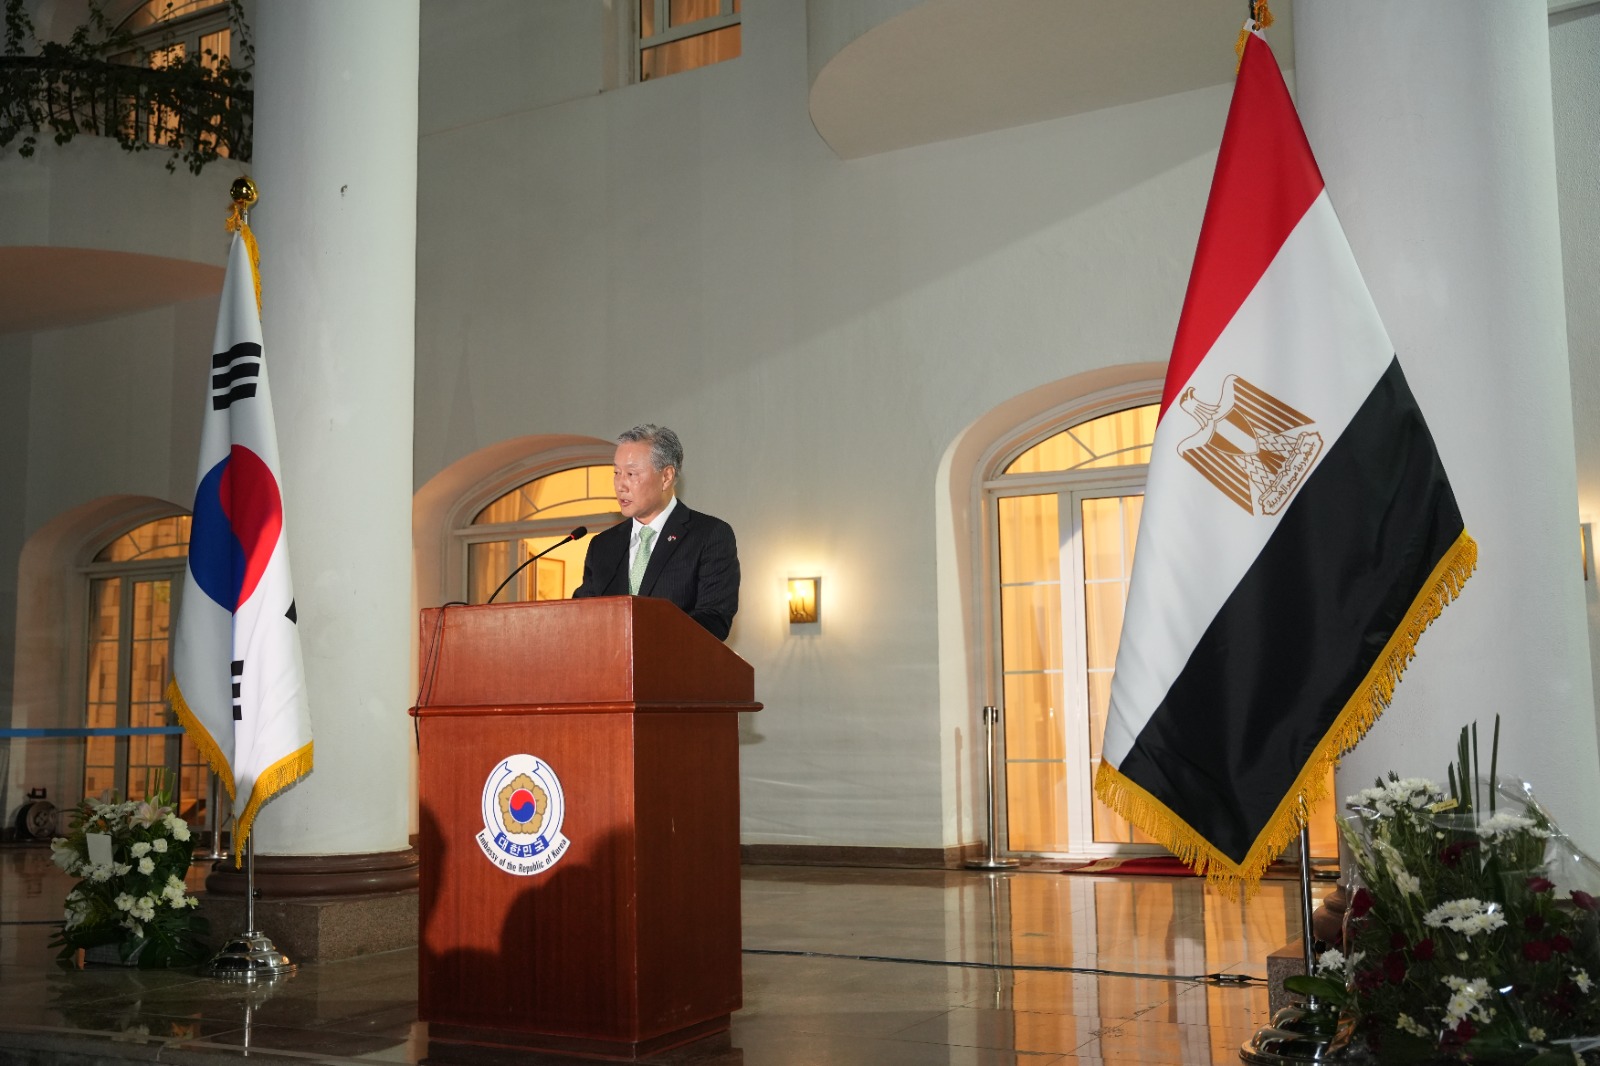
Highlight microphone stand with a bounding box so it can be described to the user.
[486,527,586,604]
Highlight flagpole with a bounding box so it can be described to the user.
[1240,799,1336,1065]
[1296,816,1316,981]
[203,835,297,982]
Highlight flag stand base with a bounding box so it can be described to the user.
[203,931,296,982]
[1238,1003,1343,1064]
[203,839,296,983]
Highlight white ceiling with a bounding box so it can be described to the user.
[809,0,1296,159]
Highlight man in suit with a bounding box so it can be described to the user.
[572,425,740,640]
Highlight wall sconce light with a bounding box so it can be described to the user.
[1583,523,1593,582]
[788,577,820,625]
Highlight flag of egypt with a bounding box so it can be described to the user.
[1093,31,1476,894]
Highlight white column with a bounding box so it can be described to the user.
[1296,5,1600,849]
[249,1,418,857]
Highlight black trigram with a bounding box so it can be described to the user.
[212,342,262,410]
[231,659,244,721]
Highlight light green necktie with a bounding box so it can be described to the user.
[629,527,656,595]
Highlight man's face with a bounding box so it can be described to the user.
[614,441,676,523]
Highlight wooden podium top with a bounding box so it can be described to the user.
[413,596,758,713]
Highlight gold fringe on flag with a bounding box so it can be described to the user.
[232,741,315,868]
[1094,528,1478,899]
[165,677,237,804]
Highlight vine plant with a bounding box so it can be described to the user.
[0,0,252,174]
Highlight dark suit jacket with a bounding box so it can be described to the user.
[572,502,739,640]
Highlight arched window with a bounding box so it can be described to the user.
[987,403,1335,860]
[82,515,211,823]
[460,465,623,603]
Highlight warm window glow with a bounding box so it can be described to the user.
[94,515,190,562]
[466,465,621,604]
[83,516,210,826]
[1005,405,1158,475]
[116,2,236,157]
[474,465,618,525]
[638,0,740,81]
[122,0,222,33]
[993,403,1337,859]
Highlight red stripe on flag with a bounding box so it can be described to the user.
[1159,33,1325,418]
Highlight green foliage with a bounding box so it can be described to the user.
[0,0,251,174]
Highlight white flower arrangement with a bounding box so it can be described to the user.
[49,789,208,968]
[1292,722,1600,1061]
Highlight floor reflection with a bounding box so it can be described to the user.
[0,846,1325,1064]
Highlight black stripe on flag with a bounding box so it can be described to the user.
[1115,357,1465,864]
[211,342,262,411]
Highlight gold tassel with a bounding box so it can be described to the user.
[1235,0,1275,71]
[231,742,315,868]
[1094,528,1478,899]
[166,678,236,803]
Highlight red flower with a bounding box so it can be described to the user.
[1551,934,1573,954]
[1526,876,1555,894]
[1572,890,1598,911]
[1354,966,1386,992]
[1440,839,1480,867]
[1384,951,1407,984]
[1350,888,1375,918]
[1412,938,1435,961]
[1525,914,1546,933]
[1523,939,1553,962]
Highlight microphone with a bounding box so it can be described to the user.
[485,526,587,605]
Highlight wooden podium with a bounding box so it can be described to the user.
[412,597,760,1058]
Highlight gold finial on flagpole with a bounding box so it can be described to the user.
[225,176,263,314]
[226,176,258,231]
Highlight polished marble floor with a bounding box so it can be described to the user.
[0,845,1326,1065]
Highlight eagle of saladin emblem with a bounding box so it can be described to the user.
[1177,374,1322,516]
[497,774,549,836]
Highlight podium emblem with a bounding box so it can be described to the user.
[477,754,570,876]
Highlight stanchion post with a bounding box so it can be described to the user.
[966,705,1019,871]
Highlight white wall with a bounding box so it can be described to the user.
[1552,9,1600,741]
[415,0,1240,848]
